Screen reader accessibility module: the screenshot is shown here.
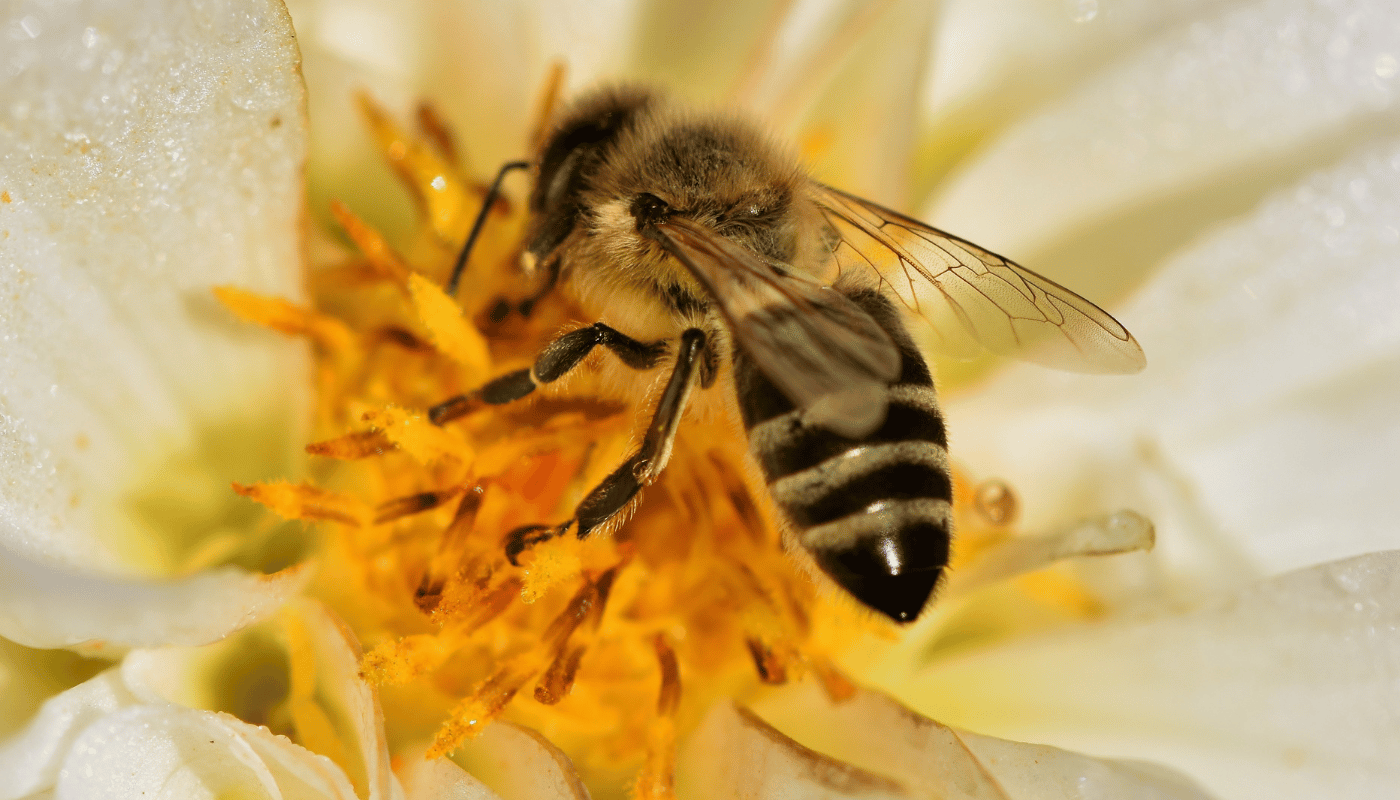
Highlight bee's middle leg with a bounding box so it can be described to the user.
[429,322,669,425]
[505,328,710,564]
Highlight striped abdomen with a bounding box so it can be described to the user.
[733,290,951,623]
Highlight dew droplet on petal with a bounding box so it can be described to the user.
[1066,0,1098,24]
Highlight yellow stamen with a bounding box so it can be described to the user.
[634,635,681,800]
[356,92,473,245]
[330,200,413,286]
[359,405,468,466]
[223,92,1124,794]
[406,273,491,376]
[306,430,397,460]
[375,487,462,525]
[528,62,568,151]
[214,286,355,354]
[233,481,368,527]
[415,101,463,169]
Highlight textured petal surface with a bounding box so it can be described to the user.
[0,0,309,644]
[452,721,590,800]
[925,0,1235,121]
[399,752,501,800]
[928,0,1400,302]
[53,705,359,800]
[285,0,636,239]
[4,601,411,799]
[698,688,1214,800]
[120,599,404,800]
[288,599,404,800]
[897,552,1400,800]
[681,702,913,799]
[0,553,306,650]
[0,671,135,800]
[918,0,1239,203]
[948,137,1400,598]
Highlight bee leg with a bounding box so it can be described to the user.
[430,323,670,425]
[501,328,708,565]
[574,327,707,538]
[504,523,570,565]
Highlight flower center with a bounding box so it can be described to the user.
[224,90,1134,796]
[221,94,901,792]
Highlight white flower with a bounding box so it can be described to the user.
[2,0,1398,798]
[0,0,309,653]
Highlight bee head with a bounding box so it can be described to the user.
[534,87,816,300]
[600,114,804,264]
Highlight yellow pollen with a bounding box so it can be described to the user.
[223,86,1116,794]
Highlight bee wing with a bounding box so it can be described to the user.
[812,184,1146,374]
[650,217,902,437]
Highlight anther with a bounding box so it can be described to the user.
[374,488,461,525]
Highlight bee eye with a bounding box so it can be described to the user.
[631,193,670,228]
[745,204,762,217]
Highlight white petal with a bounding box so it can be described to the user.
[925,0,1236,122]
[930,0,1400,299]
[283,599,403,800]
[53,705,358,800]
[0,636,108,739]
[946,510,1155,597]
[954,731,1218,800]
[949,137,1400,595]
[681,701,913,799]
[897,552,1400,800]
[783,0,939,207]
[286,0,635,238]
[0,671,136,800]
[238,719,366,800]
[625,0,789,104]
[120,599,404,800]
[0,0,310,644]
[698,688,1213,799]
[919,0,1244,204]
[0,552,306,651]
[452,721,589,800]
[398,751,502,800]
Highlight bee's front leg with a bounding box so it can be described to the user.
[428,322,669,425]
[504,327,710,565]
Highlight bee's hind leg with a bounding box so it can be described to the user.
[428,322,669,425]
[504,327,710,565]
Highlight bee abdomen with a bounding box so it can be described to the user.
[803,497,952,624]
[747,385,952,623]
[749,385,947,481]
[734,290,953,623]
[767,439,951,527]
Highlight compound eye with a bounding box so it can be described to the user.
[631,193,671,228]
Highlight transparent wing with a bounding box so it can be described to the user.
[812,184,1145,374]
[650,217,902,437]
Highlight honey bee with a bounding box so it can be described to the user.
[431,87,1144,623]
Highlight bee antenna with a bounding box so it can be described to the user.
[445,160,531,296]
